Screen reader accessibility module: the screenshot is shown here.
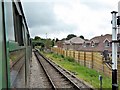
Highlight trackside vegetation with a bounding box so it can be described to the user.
[41,51,120,89]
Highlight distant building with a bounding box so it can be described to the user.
[78,34,120,58]
[55,41,64,48]
[63,37,84,50]
[56,34,120,58]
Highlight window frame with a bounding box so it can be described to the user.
[91,41,95,47]
[12,3,24,46]
[104,40,110,47]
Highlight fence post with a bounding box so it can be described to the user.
[102,56,104,73]
[84,52,86,67]
[92,52,93,69]
[78,51,80,63]
[73,51,75,59]
[63,50,64,55]
[66,50,68,57]
[64,50,66,56]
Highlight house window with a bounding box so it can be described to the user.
[91,41,95,47]
[104,40,110,47]
[83,42,86,47]
[118,42,120,47]
[118,55,119,58]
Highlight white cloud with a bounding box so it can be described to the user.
[53,0,120,39]
[22,0,120,39]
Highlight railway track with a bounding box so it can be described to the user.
[29,51,53,88]
[34,50,93,90]
[10,55,25,87]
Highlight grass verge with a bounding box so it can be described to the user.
[41,52,120,89]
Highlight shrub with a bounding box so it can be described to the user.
[53,53,60,58]
[60,54,64,58]
[65,56,75,62]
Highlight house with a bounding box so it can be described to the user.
[78,34,111,51]
[55,41,64,48]
[60,34,120,58]
[63,37,84,50]
[78,34,120,58]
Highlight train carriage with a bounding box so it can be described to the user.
[0,0,32,89]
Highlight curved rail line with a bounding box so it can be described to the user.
[34,50,56,89]
[10,55,25,87]
[34,49,93,90]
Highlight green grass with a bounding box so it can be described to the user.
[41,52,120,89]
[118,81,120,90]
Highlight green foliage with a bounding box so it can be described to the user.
[79,35,84,39]
[65,56,75,62]
[55,38,59,42]
[32,41,45,49]
[66,34,77,40]
[43,52,113,88]
[34,36,41,40]
[52,53,61,58]
[51,39,55,47]
[60,54,64,58]
[32,36,54,49]
[118,81,120,89]
[61,38,66,41]
[45,39,53,49]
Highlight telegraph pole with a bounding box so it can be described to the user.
[111,11,118,90]
[46,33,47,39]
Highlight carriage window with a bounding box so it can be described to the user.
[27,34,30,46]
[13,3,24,46]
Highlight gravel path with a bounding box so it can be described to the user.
[29,52,52,88]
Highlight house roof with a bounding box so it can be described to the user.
[78,34,113,52]
[84,40,91,43]
[91,40,99,43]
[64,37,85,44]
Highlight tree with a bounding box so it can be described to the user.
[32,36,55,49]
[45,39,53,49]
[61,38,66,41]
[55,38,59,42]
[79,35,84,39]
[34,36,41,40]
[51,39,55,47]
[66,34,77,40]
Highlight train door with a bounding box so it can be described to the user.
[0,2,9,89]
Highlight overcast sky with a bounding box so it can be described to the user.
[21,0,120,40]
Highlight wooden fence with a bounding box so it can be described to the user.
[51,47,120,81]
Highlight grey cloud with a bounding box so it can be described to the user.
[30,22,77,38]
[22,0,112,39]
[22,2,77,38]
[22,2,57,27]
[80,0,112,10]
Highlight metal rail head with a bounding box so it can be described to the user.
[36,50,93,90]
[35,50,80,89]
[34,50,56,90]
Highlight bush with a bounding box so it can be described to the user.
[60,55,64,58]
[52,53,75,62]
[53,53,60,58]
[65,56,75,62]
